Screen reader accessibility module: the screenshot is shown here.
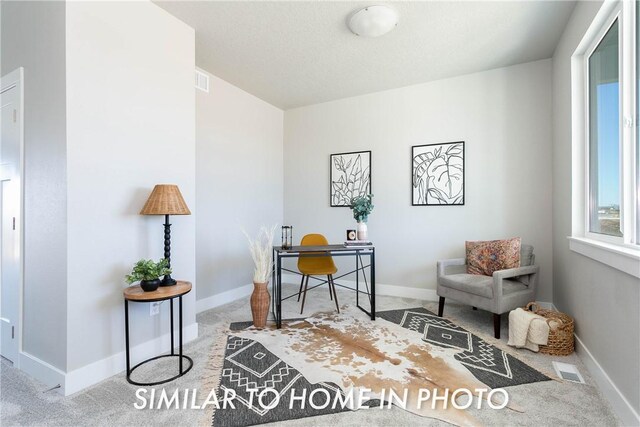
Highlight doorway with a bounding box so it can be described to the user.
[1,68,24,365]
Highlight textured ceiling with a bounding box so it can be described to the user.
[155,1,576,110]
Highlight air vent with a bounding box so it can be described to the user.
[195,70,209,93]
[552,361,585,384]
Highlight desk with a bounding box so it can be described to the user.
[272,245,375,328]
[123,281,193,386]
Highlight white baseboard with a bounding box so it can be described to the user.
[64,322,198,396]
[533,301,555,310]
[19,351,66,391]
[19,323,199,396]
[196,283,253,314]
[574,333,640,426]
[281,274,439,301]
[282,274,554,309]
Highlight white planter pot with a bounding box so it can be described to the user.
[356,222,368,240]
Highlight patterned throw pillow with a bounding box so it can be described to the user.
[466,238,521,276]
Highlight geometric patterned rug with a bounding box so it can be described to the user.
[377,307,550,388]
[212,335,375,426]
[211,307,549,426]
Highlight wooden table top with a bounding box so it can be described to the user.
[123,280,192,301]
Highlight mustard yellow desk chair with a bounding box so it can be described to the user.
[297,234,340,314]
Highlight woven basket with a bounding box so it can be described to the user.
[525,302,575,356]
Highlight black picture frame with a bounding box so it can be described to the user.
[411,141,465,206]
[330,150,372,207]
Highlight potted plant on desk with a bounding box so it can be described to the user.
[350,194,374,240]
[242,225,276,328]
[125,258,171,292]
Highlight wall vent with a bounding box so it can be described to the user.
[195,70,209,93]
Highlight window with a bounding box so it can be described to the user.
[579,1,638,248]
[570,1,640,277]
[588,19,621,237]
[637,1,640,244]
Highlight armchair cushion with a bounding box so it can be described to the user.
[439,274,493,298]
[466,237,521,276]
[502,279,528,295]
[520,245,534,266]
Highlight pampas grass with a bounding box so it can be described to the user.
[242,224,277,283]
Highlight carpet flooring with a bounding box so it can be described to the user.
[1,283,621,426]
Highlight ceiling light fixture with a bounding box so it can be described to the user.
[347,5,398,38]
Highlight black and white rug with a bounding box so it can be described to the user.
[211,307,549,426]
[377,307,550,388]
[212,335,377,426]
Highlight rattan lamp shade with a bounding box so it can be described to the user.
[140,185,191,215]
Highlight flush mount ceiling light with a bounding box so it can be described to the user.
[348,5,398,38]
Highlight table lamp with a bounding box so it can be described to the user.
[140,184,191,286]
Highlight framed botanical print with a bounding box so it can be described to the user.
[330,150,371,207]
[412,141,465,206]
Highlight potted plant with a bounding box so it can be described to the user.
[242,225,276,328]
[350,194,374,240]
[125,258,171,292]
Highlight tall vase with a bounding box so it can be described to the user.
[357,221,368,240]
[250,282,270,328]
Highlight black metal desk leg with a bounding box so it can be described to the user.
[125,300,130,376]
[170,299,174,355]
[277,253,282,329]
[356,252,359,306]
[179,296,183,374]
[371,249,376,320]
[271,248,276,318]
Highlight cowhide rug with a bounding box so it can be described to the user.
[234,306,522,426]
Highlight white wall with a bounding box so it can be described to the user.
[1,1,68,371]
[284,59,554,301]
[65,1,196,371]
[196,69,283,305]
[552,1,640,422]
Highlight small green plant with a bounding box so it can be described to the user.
[350,194,374,223]
[125,258,171,284]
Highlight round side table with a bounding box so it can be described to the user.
[123,280,193,386]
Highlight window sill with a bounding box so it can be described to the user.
[567,237,640,278]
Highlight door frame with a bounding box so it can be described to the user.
[1,67,24,368]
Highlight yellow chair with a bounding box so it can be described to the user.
[297,234,339,314]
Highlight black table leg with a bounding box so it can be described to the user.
[179,296,183,374]
[170,299,174,355]
[271,248,276,318]
[124,293,193,386]
[371,248,376,320]
[356,252,359,306]
[277,253,282,328]
[125,300,130,377]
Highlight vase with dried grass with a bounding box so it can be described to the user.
[243,225,276,328]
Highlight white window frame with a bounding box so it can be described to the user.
[583,4,623,245]
[570,0,640,278]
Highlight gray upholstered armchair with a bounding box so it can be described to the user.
[436,244,539,339]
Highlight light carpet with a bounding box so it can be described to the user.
[0,283,621,426]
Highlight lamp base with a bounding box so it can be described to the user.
[160,275,177,286]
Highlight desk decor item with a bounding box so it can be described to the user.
[125,258,171,292]
[281,225,293,249]
[242,225,276,328]
[346,229,357,241]
[412,141,464,206]
[330,150,371,207]
[350,194,373,240]
[140,184,191,286]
